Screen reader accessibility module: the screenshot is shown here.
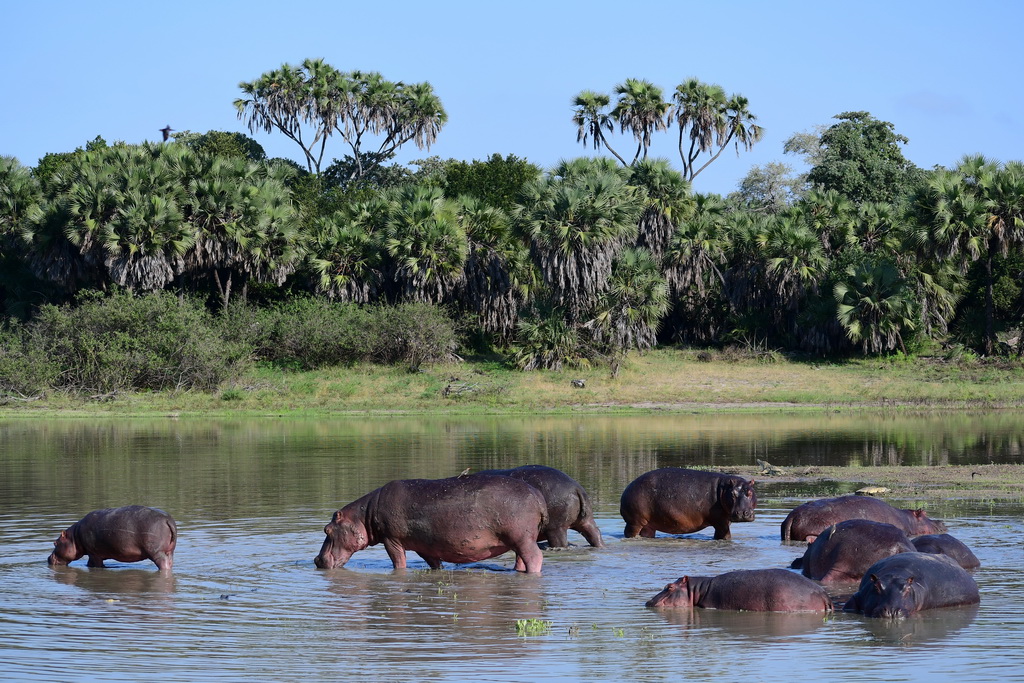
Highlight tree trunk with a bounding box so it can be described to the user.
[984,240,996,356]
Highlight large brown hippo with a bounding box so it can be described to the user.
[314,475,547,573]
[780,495,946,541]
[844,553,980,618]
[475,465,603,548]
[646,568,832,612]
[911,533,981,569]
[47,505,177,571]
[620,468,756,540]
[791,519,916,584]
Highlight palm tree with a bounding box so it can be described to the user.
[835,260,916,354]
[628,158,692,262]
[611,79,669,165]
[516,161,644,324]
[588,247,668,368]
[454,196,534,344]
[307,195,389,303]
[382,185,467,304]
[671,79,763,182]
[910,155,1024,354]
[571,90,628,166]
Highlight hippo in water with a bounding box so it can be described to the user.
[314,475,547,573]
[646,568,832,612]
[781,495,946,542]
[620,468,756,540]
[911,533,981,569]
[791,519,916,584]
[844,553,980,618]
[475,465,603,548]
[47,506,177,571]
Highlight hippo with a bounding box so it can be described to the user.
[791,519,916,584]
[620,468,756,540]
[47,505,177,571]
[475,465,603,548]
[780,495,946,541]
[314,474,548,573]
[911,533,981,569]
[646,568,832,612]
[844,552,980,618]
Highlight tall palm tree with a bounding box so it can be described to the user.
[308,195,389,303]
[571,90,628,166]
[611,79,669,165]
[671,79,763,182]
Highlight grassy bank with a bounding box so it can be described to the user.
[3,348,1023,417]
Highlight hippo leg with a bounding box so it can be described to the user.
[639,526,657,538]
[151,551,173,571]
[86,556,106,568]
[416,552,443,569]
[712,522,732,540]
[623,523,643,538]
[511,541,544,574]
[574,520,605,548]
[383,539,408,569]
[544,526,569,548]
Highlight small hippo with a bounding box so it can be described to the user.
[47,506,177,571]
[844,553,980,618]
[791,519,916,584]
[475,465,603,548]
[620,468,756,540]
[780,495,946,542]
[314,474,547,573]
[646,568,832,612]
[912,533,981,569]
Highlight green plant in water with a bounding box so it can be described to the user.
[515,618,553,636]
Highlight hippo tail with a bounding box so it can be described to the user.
[575,488,594,526]
[780,515,794,541]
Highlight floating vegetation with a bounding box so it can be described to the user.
[515,618,553,636]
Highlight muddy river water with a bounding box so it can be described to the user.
[1,413,1022,681]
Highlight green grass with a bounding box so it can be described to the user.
[3,349,1023,418]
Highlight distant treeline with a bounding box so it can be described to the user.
[2,63,1023,397]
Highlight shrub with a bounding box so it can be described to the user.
[26,291,249,392]
[0,324,58,398]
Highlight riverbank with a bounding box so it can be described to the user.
[3,348,1023,417]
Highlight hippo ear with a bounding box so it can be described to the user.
[870,574,882,592]
[806,534,818,545]
[914,509,926,518]
[331,510,345,524]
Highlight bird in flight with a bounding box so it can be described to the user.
[160,126,174,141]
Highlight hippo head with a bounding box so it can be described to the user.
[720,477,757,523]
[910,509,947,535]
[646,576,695,609]
[857,572,920,619]
[47,529,81,566]
[314,508,369,569]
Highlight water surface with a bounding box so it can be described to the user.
[1,414,1021,681]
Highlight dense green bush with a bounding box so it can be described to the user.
[25,291,250,393]
[0,325,59,397]
[223,298,458,371]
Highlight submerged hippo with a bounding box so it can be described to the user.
[912,533,981,569]
[47,505,177,571]
[844,553,980,618]
[475,465,603,548]
[314,474,547,573]
[781,495,946,542]
[620,468,756,540]
[791,519,916,584]
[646,568,832,612]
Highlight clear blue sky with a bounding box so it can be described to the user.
[3,0,1021,196]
